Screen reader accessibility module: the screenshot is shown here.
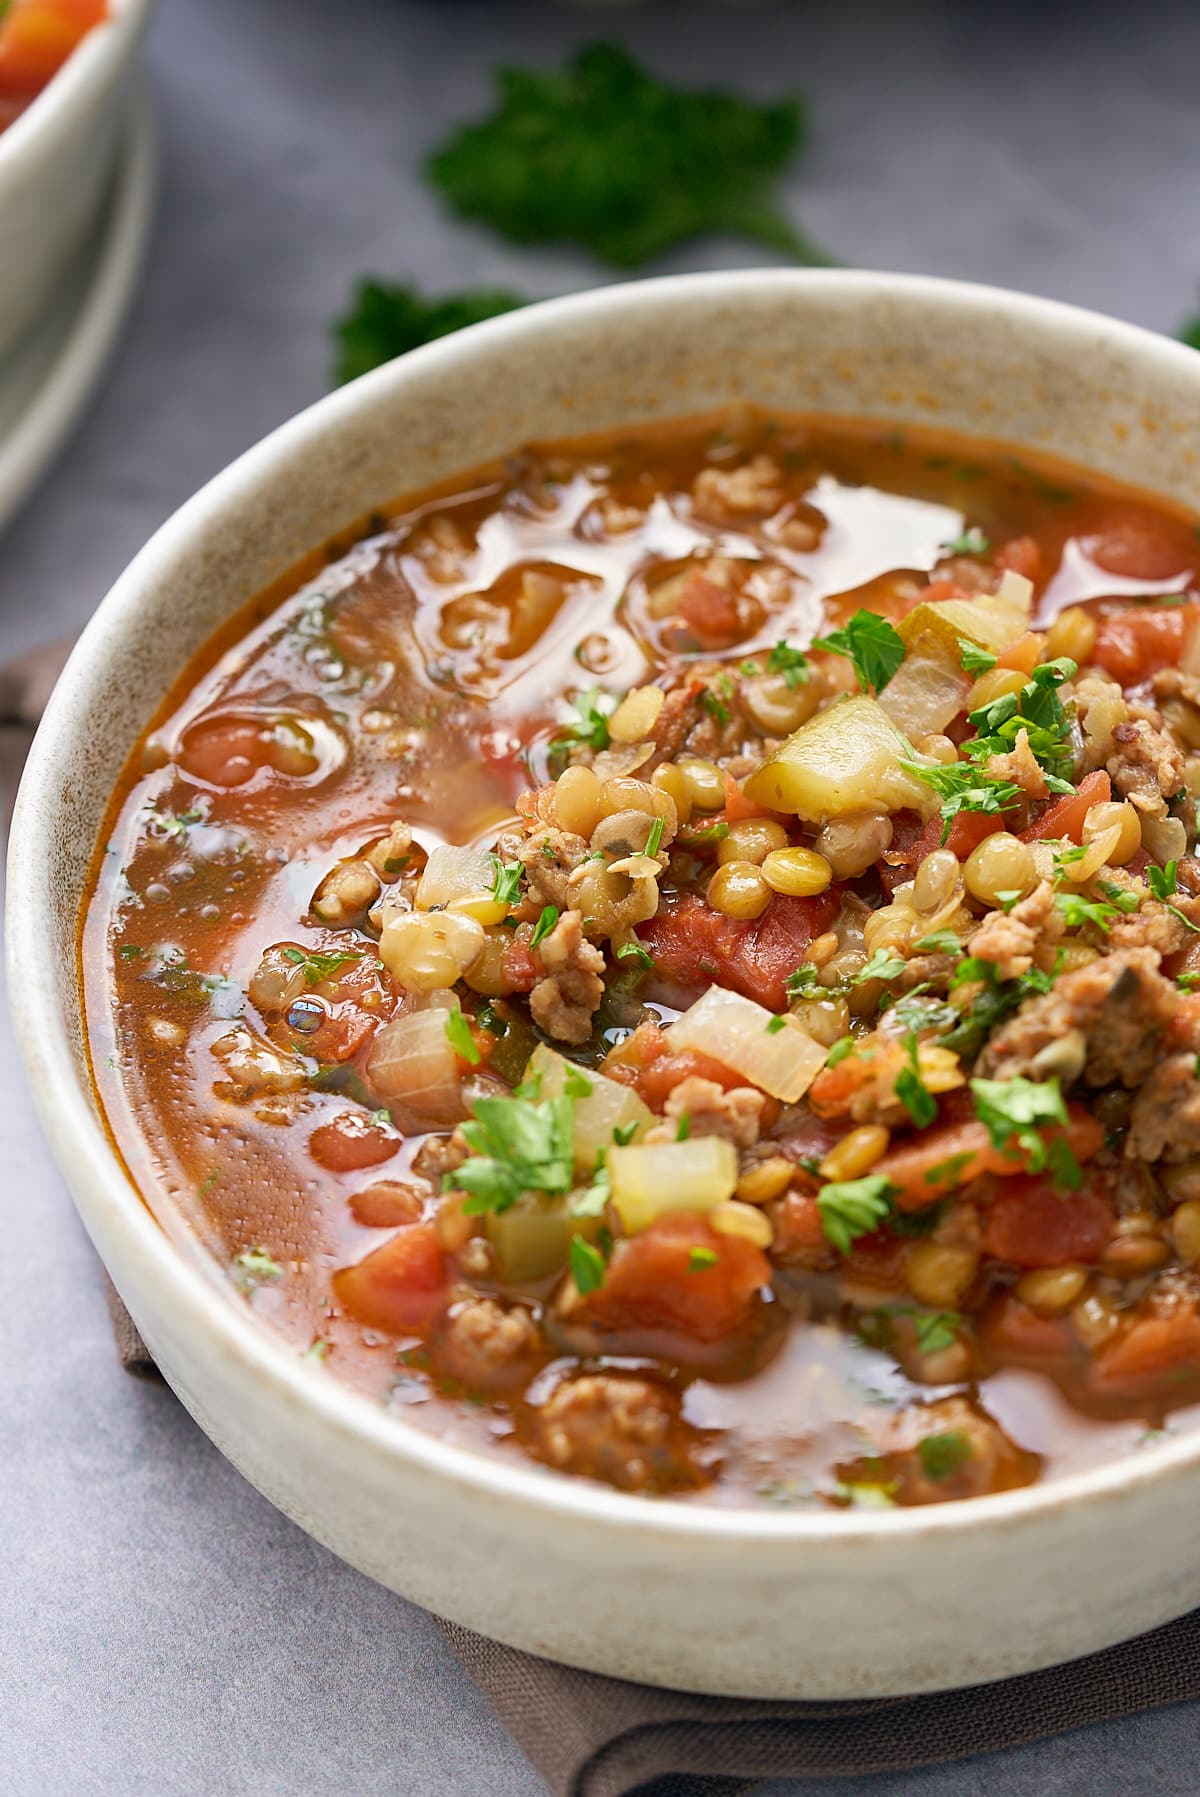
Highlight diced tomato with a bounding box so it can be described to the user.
[980,1294,1076,1366]
[333,1223,448,1334]
[995,536,1043,585]
[633,1048,745,1110]
[675,569,742,647]
[348,1181,425,1228]
[501,936,539,992]
[637,889,839,1011]
[767,1188,828,1264]
[1091,604,1200,686]
[1019,770,1110,845]
[997,631,1043,674]
[0,0,105,100]
[882,1108,1105,1212]
[1091,1309,1200,1399]
[980,1176,1115,1268]
[721,769,777,823]
[310,1110,399,1173]
[1084,515,1197,583]
[880,808,999,894]
[913,578,971,608]
[579,1214,769,1343]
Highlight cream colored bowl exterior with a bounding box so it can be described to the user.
[11,272,1200,1698]
[0,0,154,359]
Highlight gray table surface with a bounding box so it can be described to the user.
[5,1,1200,1791]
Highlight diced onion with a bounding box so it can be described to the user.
[417,843,496,910]
[367,1009,465,1127]
[527,1043,653,1170]
[668,986,828,1102]
[993,569,1034,614]
[609,1137,739,1235]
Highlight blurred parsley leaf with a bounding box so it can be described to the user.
[333,280,525,384]
[426,42,829,269]
[1181,309,1200,351]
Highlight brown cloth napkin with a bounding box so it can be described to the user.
[10,642,1200,1797]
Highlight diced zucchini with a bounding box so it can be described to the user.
[897,594,1028,660]
[485,1194,602,1283]
[742,695,927,822]
[527,1043,653,1171]
[609,1137,739,1235]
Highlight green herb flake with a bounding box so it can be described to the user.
[563,1069,594,1100]
[826,1036,856,1068]
[549,687,615,765]
[426,43,829,269]
[817,1175,896,1254]
[943,527,991,557]
[530,905,560,949]
[766,1014,787,1035]
[489,854,524,907]
[785,963,822,998]
[700,690,730,724]
[444,1008,482,1067]
[451,1091,576,1215]
[913,929,961,954]
[855,949,907,985]
[970,1074,1068,1174]
[1053,891,1120,933]
[766,640,811,689]
[644,816,666,857]
[903,759,1022,844]
[302,1338,331,1362]
[280,945,362,987]
[118,944,145,963]
[812,610,906,693]
[569,1235,607,1295]
[689,1246,719,1273]
[615,940,654,968]
[675,1112,692,1141]
[232,1248,283,1292]
[959,638,998,675]
[917,1430,973,1481]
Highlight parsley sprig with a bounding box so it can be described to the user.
[903,759,1022,844]
[817,1175,897,1254]
[451,1091,575,1215]
[281,946,362,987]
[970,1074,1080,1185]
[962,657,1078,790]
[812,610,905,693]
[549,687,615,767]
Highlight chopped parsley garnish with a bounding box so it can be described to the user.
[615,940,654,968]
[941,959,1056,1060]
[785,963,822,998]
[563,1069,594,1099]
[689,1246,719,1272]
[489,854,524,906]
[677,819,730,847]
[894,1037,936,1129]
[444,1008,482,1067]
[1179,971,1200,991]
[1145,860,1200,933]
[332,281,525,384]
[549,687,615,765]
[970,1074,1069,1175]
[812,610,906,693]
[570,1152,612,1217]
[817,1175,896,1254]
[281,946,362,987]
[765,1014,788,1035]
[569,1235,607,1294]
[855,949,907,984]
[914,1309,962,1354]
[530,905,560,949]
[826,1036,856,1068]
[645,816,665,857]
[963,656,1078,789]
[913,929,961,954]
[611,1121,639,1146]
[675,1112,692,1141]
[917,1430,973,1480]
[943,527,990,556]
[903,759,1022,844]
[452,1091,575,1214]
[1098,880,1142,915]
[1053,890,1122,933]
[700,690,731,724]
[767,640,811,688]
[232,1248,283,1291]
[959,639,997,675]
[118,943,145,962]
[426,42,828,268]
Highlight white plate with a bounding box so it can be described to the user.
[0,88,155,533]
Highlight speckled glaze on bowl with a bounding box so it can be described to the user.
[11,272,1200,1699]
[0,0,155,361]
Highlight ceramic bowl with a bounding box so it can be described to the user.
[11,271,1200,1699]
[0,0,155,361]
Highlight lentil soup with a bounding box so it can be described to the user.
[83,409,1200,1509]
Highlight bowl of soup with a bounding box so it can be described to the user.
[0,0,154,359]
[12,270,1200,1697]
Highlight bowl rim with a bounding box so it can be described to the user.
[13,265,1200,1548]
[0,0,155,178]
